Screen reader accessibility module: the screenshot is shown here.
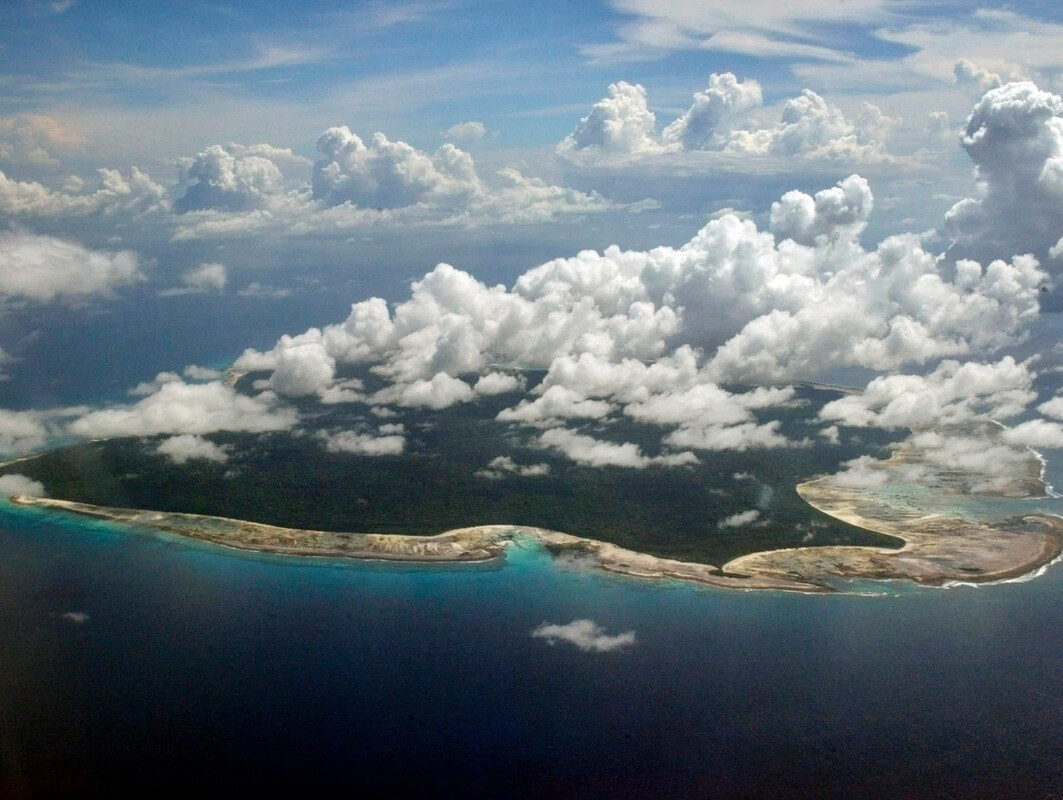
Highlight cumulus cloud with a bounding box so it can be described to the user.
[531,619,636,652]
[373,372,475,410]
[171,130,614,238]
[661,72,763,150]
[0,229,141,302]
[473,372,525,396]
[68,380,297,438]
[313,126,483,210]
[1001,419,1063,449]
[726,91,894,162]
[819,357,1036,429]
[769,174,873,246]
[559,76,892,163]
[558,81,659,155]
[237,171,1044,444]
[538,427,696,468]
[953,59,1005,93]
[174,144,291,213]
[0,166,167,218]
[0,114,83,166]
[264,331,336,398]
[475,455,550,479]
[155,434,231,465]
[444,121,486,142]
[944,82,1063,272]
[718,509,760,529]
[129,371,183,396]
[0,407,56,455]
[318,427,405,455]
[0,473,47,497]
[159,262,227,296]
[831,424,1054,495]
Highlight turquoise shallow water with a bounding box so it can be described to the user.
[3,496,1063,798]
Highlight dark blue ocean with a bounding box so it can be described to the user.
[3,496,1063,799]
[5,302,1063,799]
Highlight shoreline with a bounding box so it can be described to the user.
[11,486,1063,593]
[9,495,833,592]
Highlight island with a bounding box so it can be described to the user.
[3,384,1061,593]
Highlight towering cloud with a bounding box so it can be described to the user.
[559,75,892,162]
[945,82,1063,274]
[312,126,483,209]
[175,144,288,213]
[558,81,659,154]
[661,72,762,150]
[237,173,1042,421]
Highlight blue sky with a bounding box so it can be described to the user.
[3,0,1063,472]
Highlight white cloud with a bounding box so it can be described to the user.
[832,425,1055,494]
[174,143,292,213]
[1038,396,1063,420]
[183,262,227,291]
[717,509,760,529]
[0,166,168,218]
[364,372,475,410]
[0,114,83,166]
[727,91,894,162]
[0,229,141,302]
[1001,419,1063,449]
[159,262,228,296]
[497,385,613,425]
[68,380,297,438]
[538,427,696,468]
[0,407,54,455]
[953,59,1005,93]
[819,357,1036,429]
[557,81,660,155]
[155,434,231,465]
[769,174,873,246]
[559,77,893,164]
[661,72,763,150]
[0,473,47,497]
[241,172,1043,428]
[129,371,183,396]
[172,130,615,238]
[444,121,486,142]
[475,455,550,479]
[531,619,636,652]
[664,420,794,452]
[944,82,1063,269]
[473,372,525,395]
[266,331,336,398]
[318,428,405,456]
[313,126,483,209]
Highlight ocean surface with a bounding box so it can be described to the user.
[3,489,1063,799]
[4,311,1063,799]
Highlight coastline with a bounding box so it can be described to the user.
[11,484,1062,593]
[9,495,832,592]
[718,478,1063,587]
[5,418,1062,594]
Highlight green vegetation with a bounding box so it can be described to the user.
[0,383,904,565]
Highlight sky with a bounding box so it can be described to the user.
[4,0,1063,504]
